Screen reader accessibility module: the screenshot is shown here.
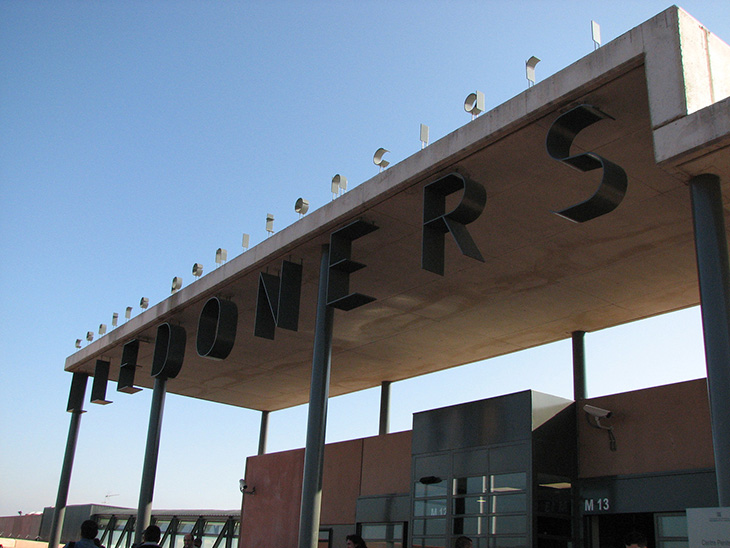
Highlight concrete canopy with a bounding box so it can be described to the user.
[65,7,730,412]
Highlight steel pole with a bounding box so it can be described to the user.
[572,331,586,401]
[298,245,334,548]
[135,376,167,542]
[48,375,88,548]
[379,380,391,436]
[258,410,269,456]
[690,173,730,505]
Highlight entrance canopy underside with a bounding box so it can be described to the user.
[65,7,730,412]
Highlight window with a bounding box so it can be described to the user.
[452,473,528,546]
[656,513,688,548]
[361,522,405,548]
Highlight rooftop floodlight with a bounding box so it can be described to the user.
[591,20,601,49]
[331,174,347,199]
[526,56,540,87]
[86,331,94,342]
[216,248,228,265]
[266,214,274,236]
[464,91,485,119]
[295,198,309,217]
[125,306,133,319]
[192,263,204,278]
[171,276,183,293]
[373,148,390,172]
[99,324,107,336]
[112,313,119,328]
[140,297,149,309]
[420,124,430,149]
[242,233,250,251]
[75,339,82,349]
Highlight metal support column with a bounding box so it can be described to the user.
[48,373,88,548]
[571,331,586,548]
[298,245,335,548]
[258,410,269,455]
[690,173,730,506]
[379,380,391,436]
[135,377,167,542]
[572,331,586,401]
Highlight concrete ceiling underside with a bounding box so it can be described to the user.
[65,12,730,412]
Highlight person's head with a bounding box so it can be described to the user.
[143,525,161,543]
[345,534,367,548]
[455,536,473,548]
[183,534,194,548]
[624,531,648,548]
[80,520,99,540]
[193,539,201,548]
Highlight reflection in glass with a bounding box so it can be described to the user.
[492,493,526,513]
[491,515,527,534]
[454,476,488,495]
[657,514,688,537]
[453,516,488,536]
[491,473,527,493]
[453,495,490,515]
[416,480,448,498]
[414,499,447,517]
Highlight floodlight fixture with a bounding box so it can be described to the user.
[420,124,430,149]
[192,263,204,278]
[464,91,485,119]
[86,331,94,342]
[99,324,107,336]
[112,313,119,328]
[266,214,274,235]
[526,56,541,87]
[373,148,390,172]
[242,233,250,251]
[331,174,347,199]
[216,248,228,265]
[295,198,309,216]
[171,276,183,293]
[591,20,601,49]
[125,306,133,319]
[75,339,82,349]
[140,297,149,309]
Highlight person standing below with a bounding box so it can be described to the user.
[138,525,162,548]
[64,520,100,548]
[454,536,473,548]
[182,534,194,548]
[345,534,367,548]
[624,531,648,548]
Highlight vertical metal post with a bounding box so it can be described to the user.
[571,331,586,547]
[48,373,88,548]
[379,381,391,436]
[572,331,586,401]
[690,173,730,506]
[258,410,269,456]
[135,377,167,542]
[298,245,335,548]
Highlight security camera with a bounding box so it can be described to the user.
[584,404,612,419]
[239,478,255,495]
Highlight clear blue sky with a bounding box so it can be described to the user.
[0,1,726,516]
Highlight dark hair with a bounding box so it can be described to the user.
[454,537,473,548]
[346,535,367,548]
[80,520,99,540]
[143,525,161,543]
[624,531,648,547]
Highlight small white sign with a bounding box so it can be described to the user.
[688,507,730,547]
